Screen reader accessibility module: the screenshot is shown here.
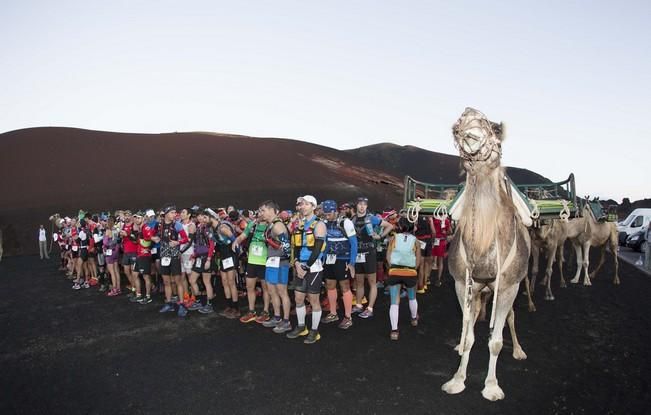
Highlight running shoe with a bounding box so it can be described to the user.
[72,283,81,290]
[98,284,108,292]
[361,296,368,305]
[255,311,270,324]
[320,313,339,324]
[262,317,280,328]
[351,305,364,314]
[170,295,179,303]
[272,320,292,334]
[177,304,188,317]
[390,330,399,341]
[198,304,214,314]
[376,281,384,289]
[359,309,374,319]
[226,308,241,320]
[239,310,257,323]
[187,300,203,311]
[138,296,153,305]
[126,291,135,299]
[416,288,426,295]
[159,303,175,313]
[338,317,353,330]
[411,315,419,327]
[286,325,308,339]
[218,307,231,317]
[107,288,118,297]
[130,295,142,303]
[82,282,90,289]
[303,330,321,344]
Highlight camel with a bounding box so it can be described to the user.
[442,108,531,401]
[529,220,568,301]
[48,213,64,254]
[567,201,620,285]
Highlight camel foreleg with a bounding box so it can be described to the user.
[507,307,527,360]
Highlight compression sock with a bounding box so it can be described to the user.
[342,290,353,318]
[327,289,337,314]
[390,304,399,331]
[311,309,322,330]
[296,304,306,327]
[409,299,418,319]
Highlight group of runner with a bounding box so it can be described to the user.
[51,196,451,342]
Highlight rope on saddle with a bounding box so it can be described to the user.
[407,198,422,224]
[559,200,570,222]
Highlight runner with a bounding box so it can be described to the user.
[386,217,421,340]
[154,206,191,317]
[72,218,90,290]
[179,208,197,305]
[104,216,122,296]
[258,200,293,334]
[207,208,240,319]
[286,195,327,344]
[431,215,451,286]
[187,210,216,314]
[233,213,270,324]
[119,211,138,298]
[320,199,357,330]
[414,214,434,293]
[351,197,394,319]
[131,211,155,304]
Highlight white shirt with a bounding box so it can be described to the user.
[39,229,47,242]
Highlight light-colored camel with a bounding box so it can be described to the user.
[529,220,568,301]
[48,214,64,254]
[442,108,531,401]
[566,202,620,285]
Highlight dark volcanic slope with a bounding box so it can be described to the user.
[0,128,403,255]
[345,143,555,185]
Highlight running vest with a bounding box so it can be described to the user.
[160,221,183,258]
[353,213,375,251]
[293,215,326,262]
[325,218,352,258]
[265,219,291,260]
[244,221,268,266]
[193,223,211,256]
[390,233,417,268]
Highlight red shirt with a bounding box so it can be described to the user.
[432,217,451,239]
[136,223,157,257]
[122,223,139,254]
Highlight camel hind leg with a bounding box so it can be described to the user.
[544,243,557,301]
[582,242,592,286]
[482,283,519,401]
[558,242,566,288]
[588,245,607,280]
[570,242,583,284]
[523,274,536,312]
[507,308,527,360]
[610,231,620,285]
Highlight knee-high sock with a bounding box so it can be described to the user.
[312,310,322,330]
[296,304,306,327]
[409,299,418,319]
[342,290,353,318]
[327,289,337,313]
[390,304,399,330]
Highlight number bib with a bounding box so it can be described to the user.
[434,238,440,247]
[93,234,102,243]
[151,247,157,254]
[222,257,234,269]
[325,254,337,265]
[105,249,112,256]
[161,257,171,266]
[72,246,79,252]
[356,253,366,263]
[251,245,263,257]
[309,259,323,273]
[419,240,427,250]
[195,257,202,268]
[266,256,280,268]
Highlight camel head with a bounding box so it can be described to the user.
[452,107,504,174]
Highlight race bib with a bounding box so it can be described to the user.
[93,234,102,243]
[377,245,383,252]
[356,253,366,263]
[266,256,280,268]
[434,238,440,246]
[419,240,426,250]
[251,245,263,257]
[72,246,79,252]
[326,254,337,265]
[195,257,202,268]
[222,257,234,269]
[183,259,193,269]
[309,259,323,273]
[53,233,59,242]
[151,247,157,254]
[105,249,112,256]
[441,221,446,229]
[161,257,171,266]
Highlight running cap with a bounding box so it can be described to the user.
[298,195,317,207]
[356,197,369,204]
[133,211,144,218]
[339,203,350,210]
[322,200,337,213]
[204,208,219,220]
[145,209,156,218]
[163,205,177,214]
[381,209,396,219]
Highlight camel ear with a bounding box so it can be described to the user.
[491,122,505,141]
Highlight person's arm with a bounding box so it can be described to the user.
[386,238,394,265]
[414,239,422,267]
[304,222,326,267]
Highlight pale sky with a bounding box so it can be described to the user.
[1,0,649,201]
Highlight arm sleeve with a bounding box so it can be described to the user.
[208,239,215,258]
[305,237,325,267]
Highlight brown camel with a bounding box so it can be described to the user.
[442,108,531,401]
[529,220,568,301]
[567,201,620,285]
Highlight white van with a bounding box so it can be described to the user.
[617,208,651,245]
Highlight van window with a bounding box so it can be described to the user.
[622,215,635,226]
[631,216,644,228]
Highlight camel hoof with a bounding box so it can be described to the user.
[583,280,592,287]
[453,344,461,352]
[481,383,505,401]
[613,279,621,285]
[513,347,527,360]
[528,304,536,312]
[570,278,579,284]
[544,295,555,301]
[442,378,466,395]
[560,281,567,288]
